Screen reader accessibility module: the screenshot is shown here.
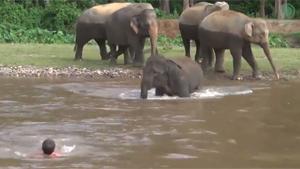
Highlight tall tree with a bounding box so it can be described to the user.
[183,0,194,11]
[183,0,189,11]
[260,0,266,18]
[160,0,170,14]
[275,0,287,19]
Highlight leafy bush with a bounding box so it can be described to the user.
[155,9,178,19]
[0,2,43,29]
[269,33,289,48]
[0,24,74,44]
[158,35,182,50]
[40,2,81,32]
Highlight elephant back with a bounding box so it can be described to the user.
[179,1,229,26]
[77,3,131,24]
[169,58,203,90]
[200,10,251,37]
[179,4,211,26]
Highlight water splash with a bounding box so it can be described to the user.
[36,82,253,100]
[61,145,76,153]
[120,86,253,100]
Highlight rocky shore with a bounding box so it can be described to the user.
[0,65,142,79]
[0,65,299,81]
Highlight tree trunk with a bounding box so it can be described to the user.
[189,0,194,6]
[260,0,266,18]
[183,0,194,10]
[183,0,189,11]
[275,0,284,19]
[160,0,170,14]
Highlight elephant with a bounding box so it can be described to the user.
[179,1,229,62]
[74,2,131,61]
[198,10,279,80]
[105,3,158,66]
[140,54,204,99]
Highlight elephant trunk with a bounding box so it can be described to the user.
[149,20,158,56]
[140,79,150,99]
[261,43,280,80]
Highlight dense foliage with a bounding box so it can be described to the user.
[0,0,297,47]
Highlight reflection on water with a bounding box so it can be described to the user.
[0,77,300,168]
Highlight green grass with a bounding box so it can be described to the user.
[0,43,299,75]
[160,46,300,74]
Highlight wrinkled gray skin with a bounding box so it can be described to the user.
[106,3,158,66]
[140,54,204,99]
[179,1,229,63]
[74,3,131,61]
[198,10,279,80]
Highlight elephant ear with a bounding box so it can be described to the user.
[245,22,254,37]
[130,16,139,34]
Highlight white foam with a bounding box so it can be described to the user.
[119,86,253,100]
[14,151,27,157]
[163,153,198,159]
[36,82,253,100]
[61,145,76,153]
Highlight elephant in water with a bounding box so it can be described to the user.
[198,10,279,80]
[179,1,229,62]
[140,54,204,99]
[74,3,131,61]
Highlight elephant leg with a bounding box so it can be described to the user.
[230,48,243,80]
[207,47,214,69]
[199,46,211,73]
[95,38,109,60]
[74,29,91,60]
[106,44,116,59]
[74,43,84,61]
[110,45,127,64]
[74,37,90,60]
[242,43,259,78]
[194,40,200,61]
[183,38,191,57]
[155,87,165,96]
[214,49,226,73]
[129,46,135,61]
[133,38,146,66]
[124,48,133,65]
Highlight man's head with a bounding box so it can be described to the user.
[42,138,55,155]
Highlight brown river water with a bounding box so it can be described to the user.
[0,77,300,169]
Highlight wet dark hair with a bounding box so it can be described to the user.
[42,138,55,155]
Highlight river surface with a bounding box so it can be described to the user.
[0,77,300,168]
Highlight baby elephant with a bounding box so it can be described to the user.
[140,54,204,99]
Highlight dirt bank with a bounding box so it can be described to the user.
[1,65,299,82]
[158,19,300,38]
[0,65,142,80]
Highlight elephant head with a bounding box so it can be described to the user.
[130,9,158,56]
[244,19,279,79]
[140,55,170,99]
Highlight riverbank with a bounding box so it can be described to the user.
[0,44,299,81]
[1,64,299,82]
[0,65,142,79]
